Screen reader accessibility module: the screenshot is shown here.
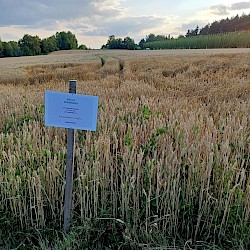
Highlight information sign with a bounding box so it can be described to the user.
[45,90,98,131]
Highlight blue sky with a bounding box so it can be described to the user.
[0,0,249,48]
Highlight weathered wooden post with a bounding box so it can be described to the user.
[64,80,77,232]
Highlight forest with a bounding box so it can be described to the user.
[198,13,250,35]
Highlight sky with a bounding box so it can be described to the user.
[0,0,250,49]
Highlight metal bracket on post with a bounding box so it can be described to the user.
[64,80,77,233]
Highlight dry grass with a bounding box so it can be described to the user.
[0,49,250,249]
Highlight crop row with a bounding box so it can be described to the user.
[145,31,250,49]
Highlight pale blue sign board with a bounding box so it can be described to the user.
[45,90,98,131]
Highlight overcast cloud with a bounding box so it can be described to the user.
[0,0,250,48]
[231,1,250,10]
[69,16,166,37]
[0,0,123,26]
[210,1,250,16]
[210,4,231,15]
[0,0,168,47]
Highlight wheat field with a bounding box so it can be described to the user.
[0,49,250,249]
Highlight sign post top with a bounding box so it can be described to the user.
[69,80,77,94]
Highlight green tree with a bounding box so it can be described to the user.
[123,37,136,50]
[9,41,21,56]
[199,24,210,35]
[146,33,156,42]
[78,44,87,50]
[106,35,121,49]
[56,31,78,50]
[18,34,41,56]
[3,42,14,57]
[194,25,199,35]
[0,40,3,57]
[41,35,58,54]
[155,35,167,41]
[104,35,136,49]
[139,38,146,49]
[186,26,199,37]
[208,21,220,34]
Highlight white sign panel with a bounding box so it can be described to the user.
[45,90,98,131]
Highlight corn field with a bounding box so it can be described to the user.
[146,31,250,49]
[0,50,250,249]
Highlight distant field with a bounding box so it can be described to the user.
[1,48,250,71]
[1,48,250,85]
[0,49,250,249]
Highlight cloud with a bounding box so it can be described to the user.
[0,0,165,38]
[90,0,126,16]
[0,0,124,27]
[209,2,250,16]
[231,2,250,10]
[79,16,166,37]
[0,32,20,41]
[210,4,230,15]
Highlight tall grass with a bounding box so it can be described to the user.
[0,53,250,249]
[146,31,250,49]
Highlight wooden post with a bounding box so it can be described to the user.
[64,80,77,232]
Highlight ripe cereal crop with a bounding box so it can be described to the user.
[0,49,250,249]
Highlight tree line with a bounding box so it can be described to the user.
[101,34,175,50]
[102,13,250,50]
[186,13,250,37]
[0,31,87,58]
[101,35,137,50]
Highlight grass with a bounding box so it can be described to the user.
[0,49,250,249]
